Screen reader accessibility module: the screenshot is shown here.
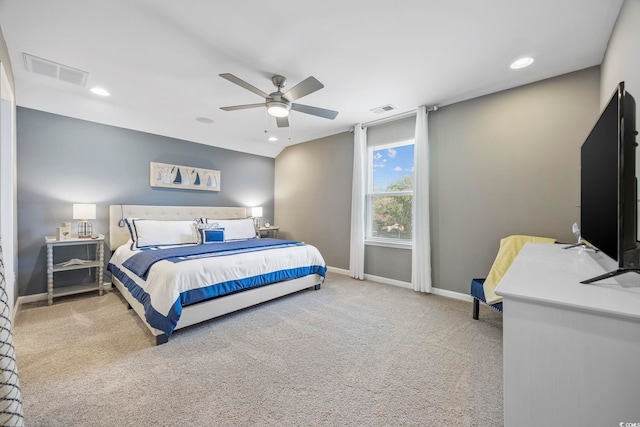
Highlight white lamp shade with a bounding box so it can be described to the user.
[73,203,96,220]
[251,207,263,218]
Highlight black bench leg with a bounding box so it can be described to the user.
[155,334,169,345]
[472,298,479,320]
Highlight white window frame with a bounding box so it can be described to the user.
[365,138,414,249]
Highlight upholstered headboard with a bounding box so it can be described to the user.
[108,205,247,250]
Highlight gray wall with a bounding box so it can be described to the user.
[365,245,411,282]
[17,108,275,296]
[430,67,600,294]
[274,132,353,270]
[601,0,640,109]
[601,0,640,239]
[275,67,601,295]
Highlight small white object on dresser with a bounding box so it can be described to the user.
[45,235,105,305]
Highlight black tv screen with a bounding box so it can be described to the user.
[580,81,638,282]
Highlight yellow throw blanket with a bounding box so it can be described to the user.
[483,235,556,304]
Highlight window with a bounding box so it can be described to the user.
[366,139,414,245]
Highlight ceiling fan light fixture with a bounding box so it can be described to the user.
[267,101,290,117]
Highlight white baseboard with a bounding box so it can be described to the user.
[12,298,20,324]
[18,292,47,304]
[17,282,113,306]
[363,274,472,302]
[364,273,413,289]
[326,266,350,276]
[16,273,471,313]
[431,287,473,302]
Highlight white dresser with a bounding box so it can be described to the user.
[496,243,640,427]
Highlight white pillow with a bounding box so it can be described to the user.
[131,219,198,248]
[204,218,256,241]
[124,218,139,244]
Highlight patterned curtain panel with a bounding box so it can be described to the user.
[0,243,23,426]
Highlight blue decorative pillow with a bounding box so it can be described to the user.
[198,228,225,244]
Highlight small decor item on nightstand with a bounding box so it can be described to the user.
[264,220,271,228]
[73,203,96,238]
[56,222,71,241]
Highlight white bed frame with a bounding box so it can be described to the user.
[108,205,323,345]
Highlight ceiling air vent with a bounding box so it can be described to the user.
[370,104,396,114]
[23,53,88,87]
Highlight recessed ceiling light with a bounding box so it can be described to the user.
[510,57,534,70]
[196,117,214,124]
[90,87,110,96]
[268,136,278,142]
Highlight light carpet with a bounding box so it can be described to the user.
[13,272,503,426]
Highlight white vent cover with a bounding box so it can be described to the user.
[370,104,396,114]
[23,53,88,87]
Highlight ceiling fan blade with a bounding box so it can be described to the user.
[220,103,264,111]
[282,76,324,102]
[276,116,289,128]
[219,73,269,99]
[291,103,339,120]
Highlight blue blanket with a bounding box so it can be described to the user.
[122,238,303,279]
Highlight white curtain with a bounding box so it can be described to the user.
[349,124,367,280]
[412,106,432,293]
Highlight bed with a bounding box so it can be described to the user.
[107,205,326,345]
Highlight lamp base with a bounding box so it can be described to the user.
[78,221,93,238]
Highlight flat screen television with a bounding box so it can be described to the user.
[580,81,638,284]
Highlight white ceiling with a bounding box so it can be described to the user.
[0,0,624,158]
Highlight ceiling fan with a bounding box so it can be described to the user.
[219,73,338,128]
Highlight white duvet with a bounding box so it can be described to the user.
[109,240,326,318]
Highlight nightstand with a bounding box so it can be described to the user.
[45,235,105,305]
[258,226,280,238]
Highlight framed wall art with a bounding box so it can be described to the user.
[150,162,220,192]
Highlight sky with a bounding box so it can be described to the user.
[371,144,414,191]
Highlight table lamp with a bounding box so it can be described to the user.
[73,203,96,238]
[251,206,263,228]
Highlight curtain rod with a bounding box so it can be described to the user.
[358,105,438,129]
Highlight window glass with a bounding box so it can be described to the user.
[367,141,414,242]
